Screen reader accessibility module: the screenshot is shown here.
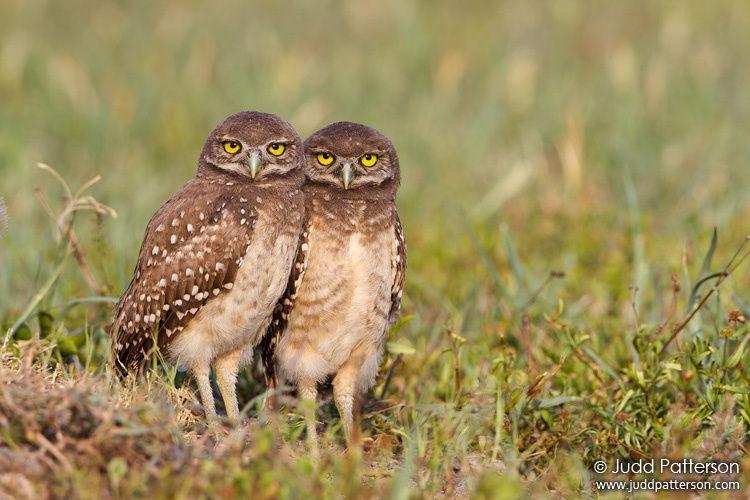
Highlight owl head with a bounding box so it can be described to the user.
[303,122,400,197]
[199,111,302,182]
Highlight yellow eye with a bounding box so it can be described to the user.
[223,141,241,154]
[360,154,378,167]
[317,152,334,166]
[268,143,285,156]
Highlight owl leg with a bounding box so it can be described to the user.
[214,349,242,421]
[298,380,319,456]
[332,364,366,447]
[332,374,360,446]
[261,376,277,413]
[333,343,381,447]
[333,384,361,447]
[193,363,217,420]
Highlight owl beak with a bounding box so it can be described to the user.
[247,150,263,179]
[341,162,354,190]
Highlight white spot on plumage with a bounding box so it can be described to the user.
[171,218,179,227]
[175,299,183,306]
[152,245,159,256]
[187,224,194,233]
[240,218,246,225]
[213,288,220,296]
[199,212,205,220]
[135,314,141,323]
[176,311,185,320]
[189,307,198,315]
[162,249,167,257]
[240,197,247,203]
[191,285,199,295]
[186,268,194,276]
[195,292,205,301]
[171,273,179,282]
[163,304,170,311]
[170,235,177,244]
[216,262,225,271]
[224,283,233,290]
[139,293,146,301]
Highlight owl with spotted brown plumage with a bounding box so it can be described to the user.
[111,111,304,422]
[262,121,407,449]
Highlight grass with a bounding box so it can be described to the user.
[2,0,750,498]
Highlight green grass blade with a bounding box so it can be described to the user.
[10,260,66,335]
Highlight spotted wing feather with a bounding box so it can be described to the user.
[260,223,309,389]
[112,180,256,375]
[389,215,407,324]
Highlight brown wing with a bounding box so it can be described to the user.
[111,179,256,375]
[260,222,309,390]
[389,214,407,324]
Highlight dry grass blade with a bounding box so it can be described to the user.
[658,235,750,356]
[37,163,117,239]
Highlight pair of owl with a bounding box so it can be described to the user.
[111,111,406,447]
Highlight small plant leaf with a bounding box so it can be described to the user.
[538,396,583,408]
[386,339,417,356]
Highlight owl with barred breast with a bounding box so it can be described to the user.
[262,121,407,448]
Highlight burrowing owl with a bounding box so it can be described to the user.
[263,121,407,447]
[111,111,305,421]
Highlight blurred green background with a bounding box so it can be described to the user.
[1,0,750,333]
